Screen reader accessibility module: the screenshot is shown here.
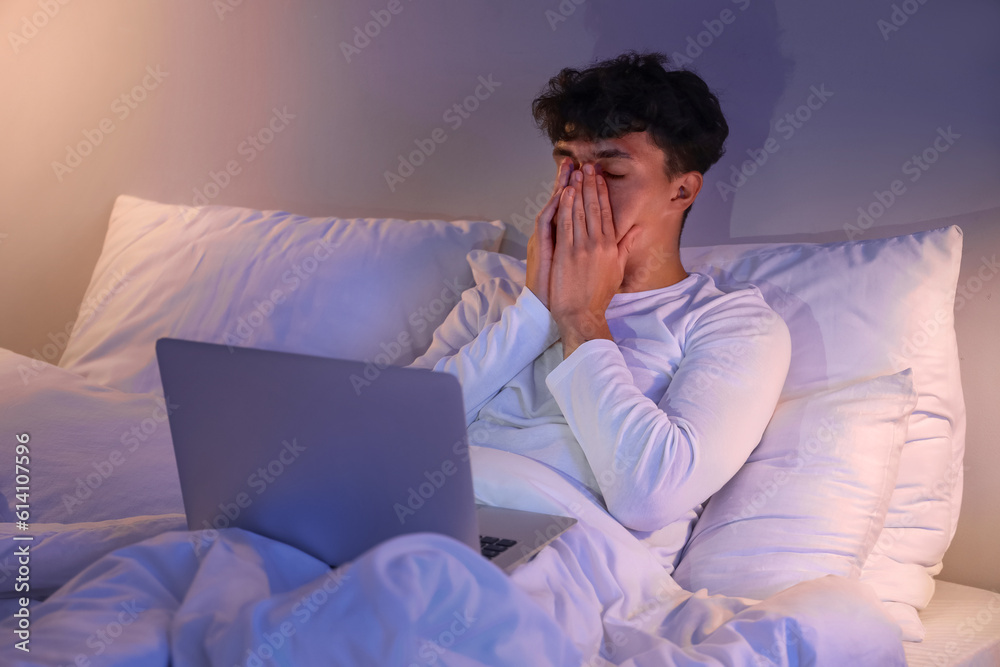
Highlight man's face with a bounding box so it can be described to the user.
[551,130,683,244]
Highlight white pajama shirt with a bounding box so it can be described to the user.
[407,271,790,570]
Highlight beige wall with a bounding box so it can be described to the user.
[1,0,997,589]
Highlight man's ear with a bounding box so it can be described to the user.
[672,172,703,209]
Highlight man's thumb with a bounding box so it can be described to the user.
[616,226,641,275]
[621,226,643,257]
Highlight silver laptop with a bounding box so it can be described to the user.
[155,337,575,573]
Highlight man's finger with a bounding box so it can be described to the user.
[571,170,586,244]
[555,157,573,193]
[538,193,559,239]
[549,157,572,203]
[539,159,573,238]
[556,185,575,249]
[582,164,602,240]
[596,172,615,239]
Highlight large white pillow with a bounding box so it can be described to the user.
[58,195,505,395]
[671,369,917,599]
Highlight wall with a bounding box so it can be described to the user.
[0,0,996,589]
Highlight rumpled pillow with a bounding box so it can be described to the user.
[671,369,917,598]
[464,224,965,641]
[57,195,506,395]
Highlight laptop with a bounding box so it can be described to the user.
[155,337,576,573]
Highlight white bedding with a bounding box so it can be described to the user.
[903,581,1000,667]
[0,509,901,666]
[0,348,908,666]
[0,337,914,666]
[1,451,908,666]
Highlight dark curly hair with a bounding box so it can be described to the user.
[531,51,729,226]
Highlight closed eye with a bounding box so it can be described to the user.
[603,173,624,180]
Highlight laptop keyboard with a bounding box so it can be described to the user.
[479,535,517,559]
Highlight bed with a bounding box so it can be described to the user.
[903,581,1000,666]
[0,193,991,665]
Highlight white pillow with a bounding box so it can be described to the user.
[0,349,183,525]
[58,195,506,395]
[671,369,917,599]
[677,226,965,640]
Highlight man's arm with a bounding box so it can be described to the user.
[544,292,791,532]
[407,278,561,427]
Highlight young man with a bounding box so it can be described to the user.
[408,51,790,570]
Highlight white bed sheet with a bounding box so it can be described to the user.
[904,580,1000,667]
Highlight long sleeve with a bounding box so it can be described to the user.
[544,292,791,532]
[408,278,562,427]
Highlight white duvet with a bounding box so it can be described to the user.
[0,348,906,665]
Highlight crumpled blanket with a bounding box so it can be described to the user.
[0,447,905,666]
